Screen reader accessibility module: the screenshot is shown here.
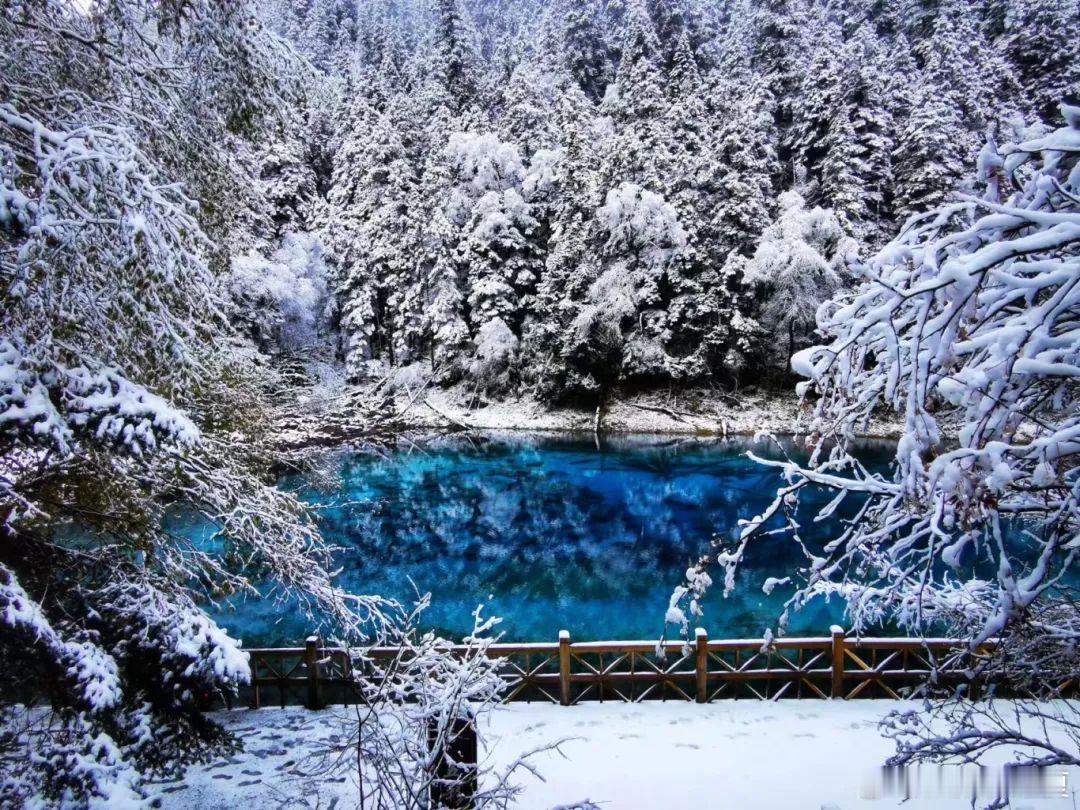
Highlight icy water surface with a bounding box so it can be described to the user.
[207,433,897,645]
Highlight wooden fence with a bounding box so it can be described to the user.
[237,627,1077,709]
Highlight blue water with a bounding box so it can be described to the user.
[204,434,899,646]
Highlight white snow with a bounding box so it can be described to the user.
[159,701,1080,809]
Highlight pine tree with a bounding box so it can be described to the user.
[431,0,484,109]
[527,93,606,401]
[260,134,318,237]
[424,212,472,382]
[560,4,614,101]
[892,75,967,221]
[660,30,710,235]
[706,80,779,257]
[787,20,846,189]
[500,64,562,155]
[1003,0,1080,122]
[750,0,805,176]
[921,0,1022,133]
[600,10,667,189]
[819,107,870,234]
[442,132,540,341]
[846,28,897,242]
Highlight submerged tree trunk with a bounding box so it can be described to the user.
[593,385,604,438]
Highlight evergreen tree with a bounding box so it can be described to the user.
[892,75,967,221]
[750,0,805,177]
[706,81,779,257]
[846,29,897,241]
[1003,0,1080,122]
[431,0,484,109]
[260,134,318,237]
[425,211,473,382]
[600,10,667,189]
[560,3,614,101]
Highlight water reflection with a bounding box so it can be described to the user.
[211,434,897,645]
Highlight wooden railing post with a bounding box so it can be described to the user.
[558,630,571,706]
[305,635,322,710]
[695,628,709,703]
[830,626,845,699]
[249,650,261,709]
[429,713,478,809]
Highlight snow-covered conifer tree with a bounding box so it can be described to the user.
[741,190,856,368]
[600,10,667,189]
[1001,0,1080,122]
[891,74,967,221]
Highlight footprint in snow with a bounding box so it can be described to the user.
[212,774,233,781]
[792,733,816,738]
[617,733,641,740]
[241,770,261,777]
[675,743,700,749]
[238,780,260,787]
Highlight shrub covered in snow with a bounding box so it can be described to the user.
[740,190,857,369]
[228,232,334,354]
[469,318,521,394]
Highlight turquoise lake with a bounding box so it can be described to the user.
[205,433,899,646]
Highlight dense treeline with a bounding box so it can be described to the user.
[250,0,1079,403]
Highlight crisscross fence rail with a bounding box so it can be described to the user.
[239,628,1078,709]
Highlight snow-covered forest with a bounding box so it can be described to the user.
[256,0,1079,399]
[1,0,1078,806]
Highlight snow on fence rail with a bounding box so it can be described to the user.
[237,628,1078,709]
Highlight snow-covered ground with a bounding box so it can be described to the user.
[158,701,1079,809]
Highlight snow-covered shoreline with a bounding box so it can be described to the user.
[275,381,907,453]
[407,386,906,438]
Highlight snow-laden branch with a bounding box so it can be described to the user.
[670,108,1080,730]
